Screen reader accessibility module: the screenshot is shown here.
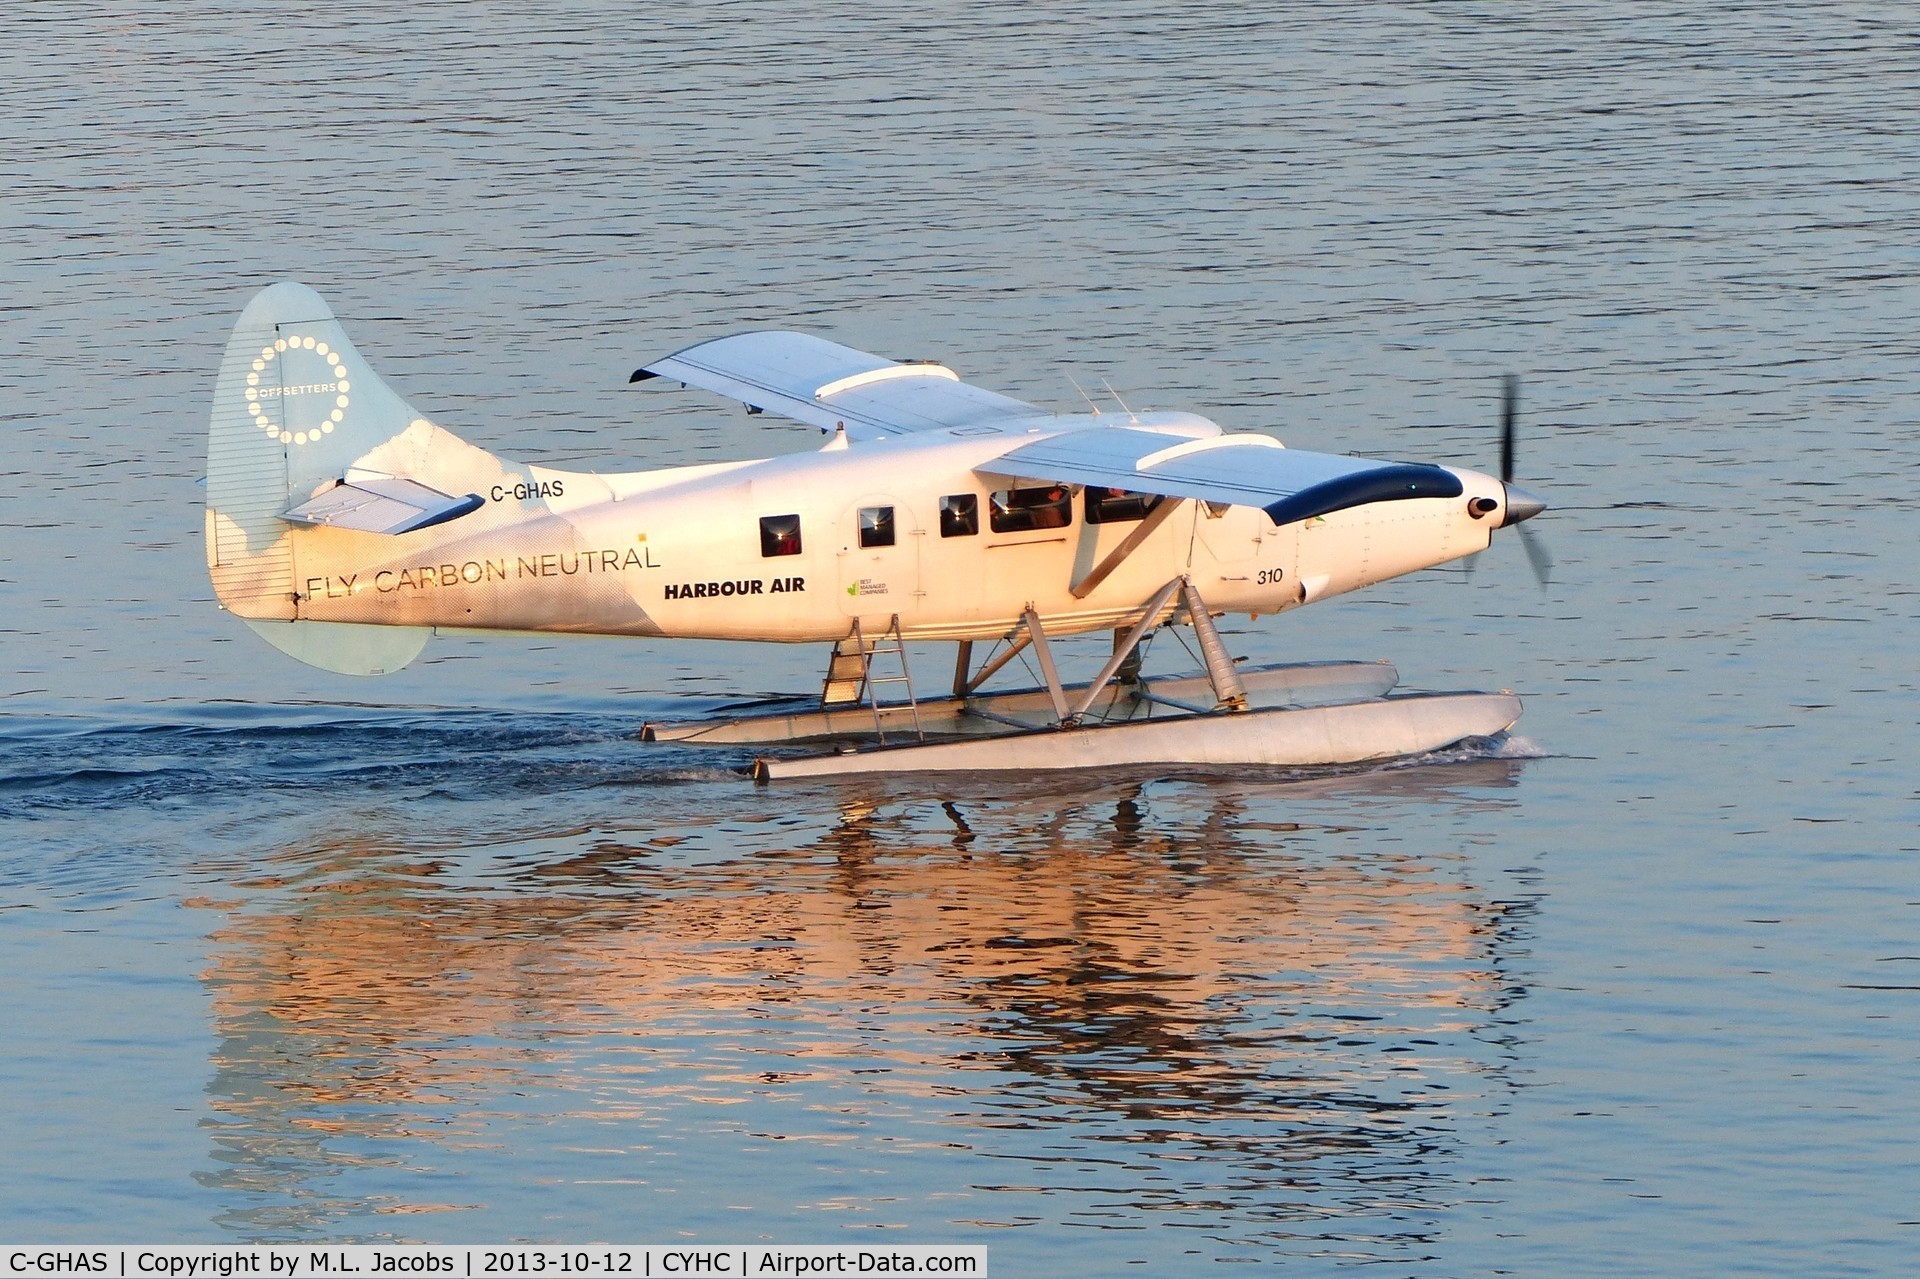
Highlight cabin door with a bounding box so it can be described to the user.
[835,496,923,621]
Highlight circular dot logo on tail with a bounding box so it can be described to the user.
[243,334,351,446]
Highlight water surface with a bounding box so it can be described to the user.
[3,3,1917,1274]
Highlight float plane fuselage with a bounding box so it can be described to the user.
[205,283,1542,682]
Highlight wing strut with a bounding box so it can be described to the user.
[1069,499,1188,599]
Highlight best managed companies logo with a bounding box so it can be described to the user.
[244,334,350,447]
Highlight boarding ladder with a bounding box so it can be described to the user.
[820,615,924,743]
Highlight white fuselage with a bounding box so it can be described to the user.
[283,413,1505,644]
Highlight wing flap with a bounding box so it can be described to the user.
[977,427,1463,526]
[637,330,1043,439]
[280,475,483,535]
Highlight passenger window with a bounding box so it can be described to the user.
[759,513,802,557]
[988,485,1073,534]
[939,494,978,537]
[858,505,896,548]
[1085,486,1164,524]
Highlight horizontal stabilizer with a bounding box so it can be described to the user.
[281,475,484,535]
[977,427,1463,526]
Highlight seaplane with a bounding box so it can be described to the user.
[205,282,1548,780]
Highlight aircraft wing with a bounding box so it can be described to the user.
[975,426,1464,526]
[634,331,1044,440]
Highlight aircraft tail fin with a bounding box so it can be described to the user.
[205,282,508,675]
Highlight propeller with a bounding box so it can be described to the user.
[1488,374,1552,587]
[1500,373,1517,484]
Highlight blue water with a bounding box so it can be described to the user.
[3,3,1917,1274]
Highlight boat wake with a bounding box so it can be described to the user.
[0,710,752,815]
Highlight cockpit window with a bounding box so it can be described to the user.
[1085,486,1164,524]
[760,513,802,557]
[989,485,1073,534]
[858,505,896,548]
[939,494,978,537]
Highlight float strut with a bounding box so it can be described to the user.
[1063,577,1183,723]
[959,628,1035,698]
[1179,577,1248,712]
[1114,629,1145,687]
[1022,607,1072,724]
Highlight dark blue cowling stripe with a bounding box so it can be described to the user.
[1261,464,1462,526]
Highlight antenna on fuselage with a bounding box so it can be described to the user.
[1100,377,1139,424]
[1065,372,1103,416]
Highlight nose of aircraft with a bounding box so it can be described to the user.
[1500,483,1546,527]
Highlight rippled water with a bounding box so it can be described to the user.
[3,3,1917,1274]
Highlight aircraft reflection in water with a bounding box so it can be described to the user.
[195,765,1535,1246]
